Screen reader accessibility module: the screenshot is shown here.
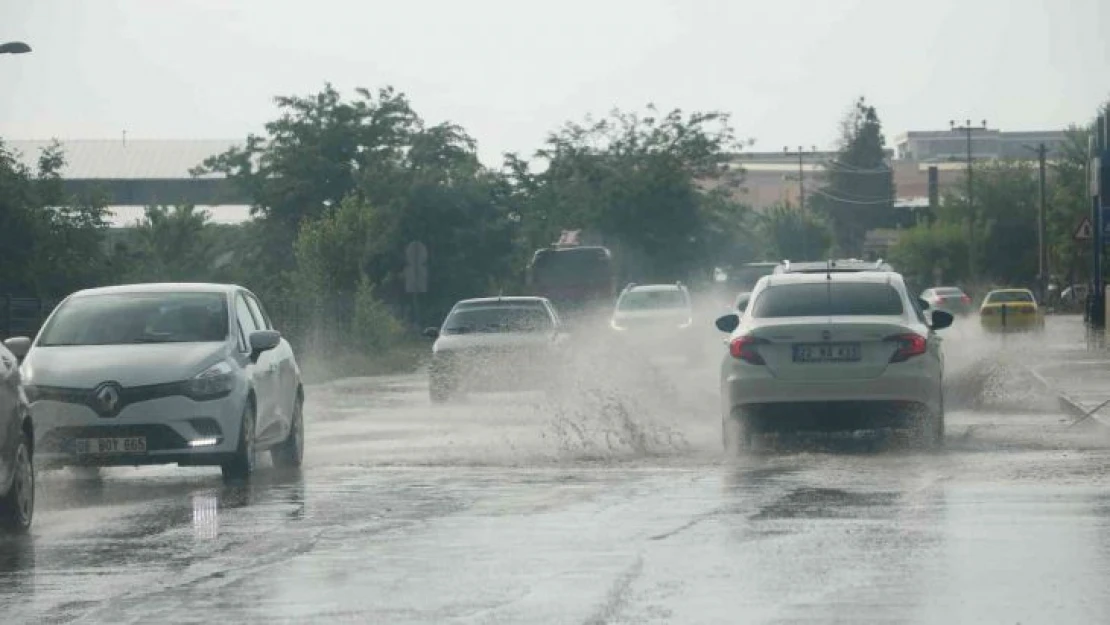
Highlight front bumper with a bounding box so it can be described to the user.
[31,393,246,468]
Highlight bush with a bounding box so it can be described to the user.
[352,274,405,353]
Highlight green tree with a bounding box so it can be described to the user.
[1046,126,1093,285]
[195,84,423,263]
[939,161,1039,286]
[811,97,895,255]
[887,222,969,287]
[0,140,110,297]
[120,205,217,282]
[757,204,833,261]
[507,106,749,282]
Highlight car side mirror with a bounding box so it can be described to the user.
[2,336,31,361]
[917,298,931,311]
[248,330,281,362]
[422,327,440,339]
[715,313,740,333]
[930,310,954,330]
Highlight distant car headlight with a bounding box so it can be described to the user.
[188,361,236,401]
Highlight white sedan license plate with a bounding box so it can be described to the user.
[75,437,147,455]
[793,343,861,363]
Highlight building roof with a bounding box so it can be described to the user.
[105,205,253,228]
[3,139,243,180]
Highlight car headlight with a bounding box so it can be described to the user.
[188,361,236,401]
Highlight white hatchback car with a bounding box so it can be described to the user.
[714,271,952,451]
[12,283,304,480]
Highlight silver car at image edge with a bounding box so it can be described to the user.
[0,337,34,532]
[10,283,305,481]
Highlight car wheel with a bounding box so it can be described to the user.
[722,410,753,455]
[911,405,943,449]
[221,400,256,481]
[271,393,304,469]
[429,374,454,404]
[0,433,34,533]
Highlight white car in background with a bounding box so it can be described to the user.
[424,296,569,402]
[609,283,700,362]
[715,270,953,452]
[12,283,304,480]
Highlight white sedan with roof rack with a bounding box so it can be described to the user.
[714,270,953,451]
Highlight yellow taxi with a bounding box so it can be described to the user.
[979,288,1044,333]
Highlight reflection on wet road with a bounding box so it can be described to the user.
[3,319,1110,623]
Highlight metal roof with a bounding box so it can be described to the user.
[3,139,243,180]
[104,205,253,228]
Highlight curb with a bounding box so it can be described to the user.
[1025,365,1110,427]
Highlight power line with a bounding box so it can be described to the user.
[810,188,892,205]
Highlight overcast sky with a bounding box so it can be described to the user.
[2,0,1108,166]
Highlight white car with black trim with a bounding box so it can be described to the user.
[10,283,304,480]
[609,283,701,362]
[714,270,952,451]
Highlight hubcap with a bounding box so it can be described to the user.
[14,444,32,522]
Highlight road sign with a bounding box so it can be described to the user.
[1076,217,1094,241]
[404,241,428,294]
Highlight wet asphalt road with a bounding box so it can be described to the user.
[4,318,1110,624]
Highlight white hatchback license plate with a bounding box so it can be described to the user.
[793,343,861,363]
[75,437,147,455]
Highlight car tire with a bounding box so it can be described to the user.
[221,400,256,481]
[722,410,753,455]
[271,393,304,469]
[0,433,34,533]
[912,405,944,449]
[429,374,455,404]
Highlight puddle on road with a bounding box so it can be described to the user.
[304,317,1090,470]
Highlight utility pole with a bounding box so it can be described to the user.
[951,119,988,282]
[1024,143,1049,302]
[784,146,818,260]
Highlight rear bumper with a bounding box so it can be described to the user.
[724,369,939,415]
[736,400,930,432]
[980,316,1042,332]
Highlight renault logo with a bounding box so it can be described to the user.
[93,382,123,417]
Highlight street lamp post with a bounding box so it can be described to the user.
[0,41,31,55]
[784,145,818,261]
[950,119,988,281]
[1024,142,1049,302]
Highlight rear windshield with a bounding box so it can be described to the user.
[38,292,229,346]
[751,283,904,318]
[618,289,689,311]
[442,305,553,334]
[986,291,1033,303]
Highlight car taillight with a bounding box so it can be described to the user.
[885,333,927,363]
[961,295,971,303]
[729,336,767,365]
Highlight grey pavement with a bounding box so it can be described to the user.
[3,319,1110,623]
[1026,314,1110,423]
